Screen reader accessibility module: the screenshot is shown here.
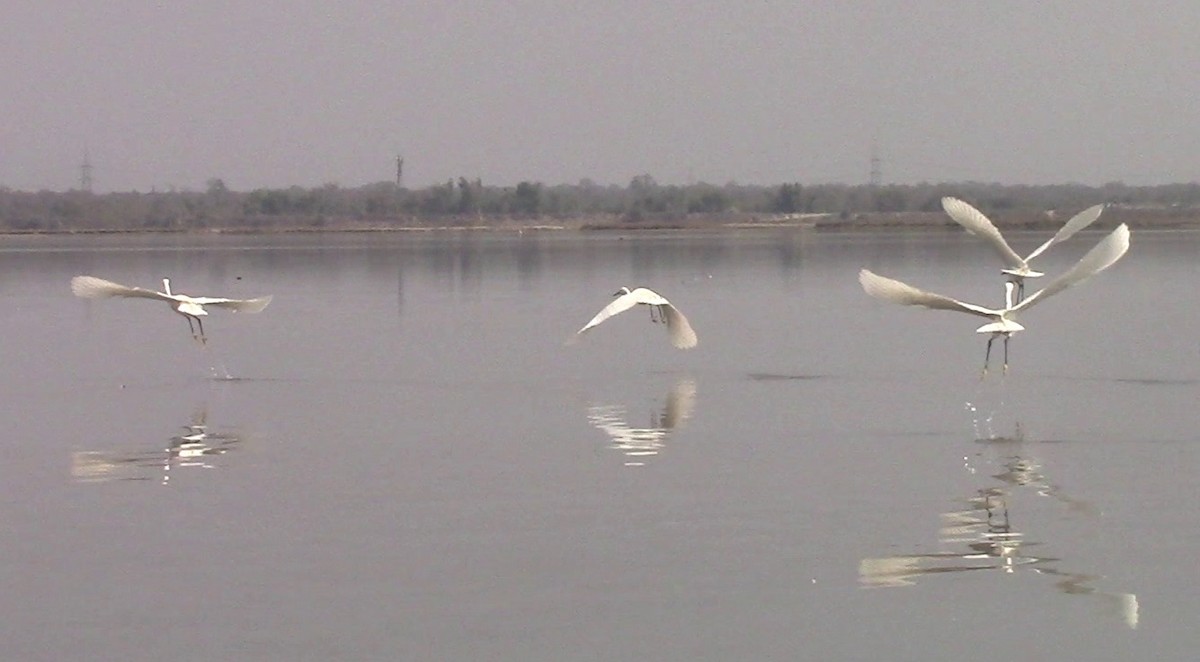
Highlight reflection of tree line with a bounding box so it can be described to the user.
[392,236,737,296]
[7,178,1194,231]
[860,432,1138,629]
[71,407,241,485]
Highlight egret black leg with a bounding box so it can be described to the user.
[982,336,995,378]
[185,316,197,340]
[196,317,207,345]
[1002,335,1009,374]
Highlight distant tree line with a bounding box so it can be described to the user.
[1,175,1199,232]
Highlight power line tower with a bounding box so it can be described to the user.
[395,154,404,188]
[80,147,94,192]
[868,142,882,187]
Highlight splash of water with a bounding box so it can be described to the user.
[964,400,995,441]
[208,361,233,381]
[965,376,1011,442]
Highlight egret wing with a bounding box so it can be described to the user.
[1024,203,1106,262]
[662,304,698,349]
[192,295,273,313]
[574,291,642,337]
[942,197,1026,272]
[1016,224,1129,312]
[70,276,171,302]
[859,269,998,319]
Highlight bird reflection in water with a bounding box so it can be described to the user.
[859,425,1138,629]
[71,407,241,485]
[586,378,697,466]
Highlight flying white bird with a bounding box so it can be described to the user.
[859,223,1129,375]
[573,287,698,349]
[942,197,1106,301]
[71,276,272,344]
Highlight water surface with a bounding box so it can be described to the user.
[1,228,1195,660]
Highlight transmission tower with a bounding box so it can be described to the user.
[868,142,882,187]
[80,148,94,192]
[395,154,404,188]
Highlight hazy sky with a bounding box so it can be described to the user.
[3,1,1198,192]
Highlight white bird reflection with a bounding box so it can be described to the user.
[586,378,697,466]
[71,407,242,485]
[859,426,1138,629]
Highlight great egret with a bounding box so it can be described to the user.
[71,275,272,344]
[859,223,1129,375]
[942,197,1106,301]
[573,286,698,349]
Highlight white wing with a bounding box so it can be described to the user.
[70,276,172,302]
[662,304,698,349]
[858,269,999,319]
[1016,224,1129,312]
[627,287,697,348]
[575,290,643,336]
[942,197,1026,272]
[191,295,273,313]
[1023,203,1106,262]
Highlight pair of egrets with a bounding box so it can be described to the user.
[69,275,700,349]
[860,198,1130,375]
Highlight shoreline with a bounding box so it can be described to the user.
[2,208,1199,237]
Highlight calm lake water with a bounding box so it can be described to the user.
[1,228,1196,660]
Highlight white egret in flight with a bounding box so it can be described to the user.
[942,197,1106,301]
[71,276,272,344]
[573,287,698,349]
[859,223,1129,375]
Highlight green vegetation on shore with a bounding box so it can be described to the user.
[3,176,1199,233]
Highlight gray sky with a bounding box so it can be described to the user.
[3,1,1198,192]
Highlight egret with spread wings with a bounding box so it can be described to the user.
[942,197,1106,302]
[573,287,698,349]
[859,223,1129,375]
[71,276,272,345]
